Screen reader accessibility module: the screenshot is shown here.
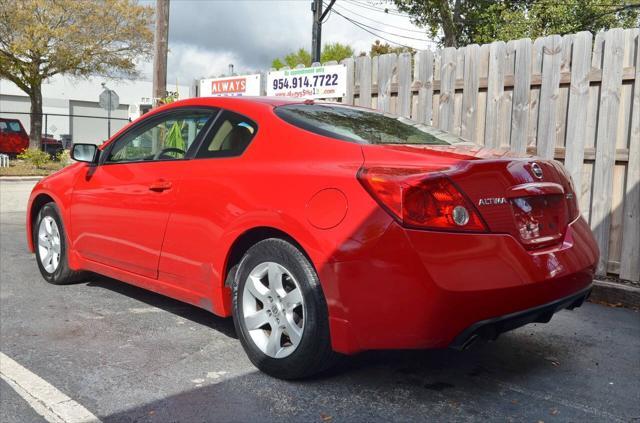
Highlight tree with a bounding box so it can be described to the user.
[0,0,153,148]
[320,42,354,63]
[391,0,640,47]
[370,40,415,56]
[271,43,354,69]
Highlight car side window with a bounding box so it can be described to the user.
[106,110,215,163]
[195,110,257,158]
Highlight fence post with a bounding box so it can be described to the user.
[438,47,456,132]
[536,35,563,159]
[413,50,433,125]
[591,28,626,276]
[484,41,506,149]
[564,31,593,195]
[397,52,412,118]
[377,53,396,113]
[340,57,355,105]
[355,55,371,108]
[461,44,479,142]
[619,29,640,282]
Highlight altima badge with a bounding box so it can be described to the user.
[478,197,507,206]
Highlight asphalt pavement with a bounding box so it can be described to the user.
[1,179,639,422]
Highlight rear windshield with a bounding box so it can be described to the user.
[274,103,454,145]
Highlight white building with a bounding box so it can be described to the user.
[0,76,193,145]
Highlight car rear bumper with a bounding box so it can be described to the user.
[323,216,599,354]
[449,285,592,350]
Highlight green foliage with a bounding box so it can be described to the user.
[271,43,354,69]
[392,0,640,47]
[55,149,71,165]
[17,148,50,169]
[164,122,185,157]
[321,42,355,63]
[370,40,415,56]
[271,58,286,70]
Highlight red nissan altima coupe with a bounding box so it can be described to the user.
[27,97,598,379]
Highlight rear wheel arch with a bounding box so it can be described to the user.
[223,227,315,289]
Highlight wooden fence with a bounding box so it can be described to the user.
[322,28,639,281]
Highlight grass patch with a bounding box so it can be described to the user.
[0,159,67,176]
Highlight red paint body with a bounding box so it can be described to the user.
[26,97,598,354]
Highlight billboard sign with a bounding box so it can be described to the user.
[199,74,262,97]
[267,64,347,99]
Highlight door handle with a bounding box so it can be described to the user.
[149,180,172,192]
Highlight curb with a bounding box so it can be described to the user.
[0,176,44,182]
[590,279,640,310]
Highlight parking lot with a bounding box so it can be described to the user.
[1,179,639,422]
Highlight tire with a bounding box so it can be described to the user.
[232,238,338,379]
[33,202,85,285]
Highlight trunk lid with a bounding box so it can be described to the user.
[361,144,578,249]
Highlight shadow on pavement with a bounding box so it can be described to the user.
[85,276,238,339]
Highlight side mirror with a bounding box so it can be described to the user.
[71,143,99,164]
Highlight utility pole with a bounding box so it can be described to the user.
[311,0,335,64]
[153,0,170,106]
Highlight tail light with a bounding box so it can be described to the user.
[357,167,487,232]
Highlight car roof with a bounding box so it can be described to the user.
[163,96,305,110]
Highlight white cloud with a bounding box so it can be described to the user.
[138,0,436,82]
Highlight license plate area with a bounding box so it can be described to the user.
[510,194,568,248]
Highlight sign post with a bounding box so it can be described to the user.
[99,88,119,138]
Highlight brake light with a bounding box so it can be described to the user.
[357,167,487,232]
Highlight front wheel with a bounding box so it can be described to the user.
[232,238,337,379]
[33,202,85,285]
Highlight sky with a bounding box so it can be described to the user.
[138,0,436,84]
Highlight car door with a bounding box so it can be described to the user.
[70,108,218,279]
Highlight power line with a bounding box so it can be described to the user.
[342,0,411,17]
[328,6,425,49]
[327,3,437,44]
[333,3,428,33]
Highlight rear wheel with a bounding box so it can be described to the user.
[232,238,337,379]
[34,202,85,285]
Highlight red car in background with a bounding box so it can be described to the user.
[26,97,598,379]
[0,117,29,156]
[0,117,63,157]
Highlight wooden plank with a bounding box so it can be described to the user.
[340,57,355,105]
[432,50,441,128]
[484,41,506,149]
[356,55,371,108]
[536,35,563,159]
[564,31,593,199]
[397,52,412,117]
[555,34,574,147]
[591,28,626,276]
[414,49,434,125]
[377,53,396,113]
[502,40,517,147]
[620,29,640,282]
[453,48,465,135]
[461,44,480,142]
[476,44,490,145]
[438,47,456,132]
[510,38,532,153]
